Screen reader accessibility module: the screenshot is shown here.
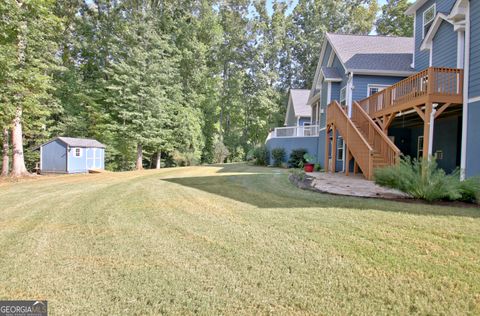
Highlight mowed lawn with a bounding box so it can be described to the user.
[0,164,479,315]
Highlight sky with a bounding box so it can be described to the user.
[265,0,389,16]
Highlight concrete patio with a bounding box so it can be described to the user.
[307,172,409,199]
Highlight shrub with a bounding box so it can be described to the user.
[213,141,230,163]
[458,176,480,203]
[374,157,463,202]
[271,148,286,167]
[289,168,306,181]
[288,148,308,168]
[253,145,269,166]
[314,163,322,172]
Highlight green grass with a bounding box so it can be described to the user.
[0,164,479,315]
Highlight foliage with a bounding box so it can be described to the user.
[303,153,316,164]
[374,157,471,202]
[376,0,414,37]
[288,148,308,168]
[458,177,480,203]
[213,141,230,163]
[252,145,269,166]
[271,147,286,167]
[289,168,306,181]
[314,163,322,172]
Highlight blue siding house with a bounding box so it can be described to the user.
[40,137,106,174]
[266,0,479,179]
[266,89,319,164]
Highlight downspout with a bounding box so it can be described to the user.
[347,72,354,117]
[460,1,470,180]
[428,105,437,157]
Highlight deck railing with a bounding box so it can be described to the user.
[269,125,320,138]
[326,101,374,179]
[352,101,400,166]
[358,67,463,117]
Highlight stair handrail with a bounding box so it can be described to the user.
[353,102,400,155]
[329,101,374,152]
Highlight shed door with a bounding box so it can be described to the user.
[86,148,95,170]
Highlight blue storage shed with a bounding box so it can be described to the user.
[39,137,106,174]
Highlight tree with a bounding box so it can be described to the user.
[0,0,62,177]
[376,0,414,37]
[289,0,379,87]
[104,4,181,170]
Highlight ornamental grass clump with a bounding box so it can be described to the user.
[374,157,466,202]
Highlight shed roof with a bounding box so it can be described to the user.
[321,67,342,81]
[290,89,311,117]
[326,33,415,74]
[43,137,106,149]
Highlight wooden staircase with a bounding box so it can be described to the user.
[325,101,400,180]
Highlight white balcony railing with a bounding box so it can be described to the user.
[267,125,320,139]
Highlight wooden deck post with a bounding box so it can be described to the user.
[345,147,350,176]
[324,126,330,173]
[331,126,337,173]
[354,161,358,175]
[422,102,433,160]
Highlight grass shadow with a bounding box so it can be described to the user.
[162,171,480,218]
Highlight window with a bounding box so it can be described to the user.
[74,148,82,157]
[340,87,347,106]
[423,4,436,38]
[417,136,424,159]
[367,85,389,96]
[302,122,311,126]
[337,137,344,161]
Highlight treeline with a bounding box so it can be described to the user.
[0,0,412,175]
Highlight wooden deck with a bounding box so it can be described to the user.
[358,67,463,129]
[326,67,463,179]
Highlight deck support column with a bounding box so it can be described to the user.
[331,126,337,173]
[422,102,433,160]
[345,147,350,176]
[324,126,330,173]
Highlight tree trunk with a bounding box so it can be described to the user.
[11,107,29,177]
[10,1,29,177]
[136,143,143,170]
[156,150,161,169]
[1,128,9,177]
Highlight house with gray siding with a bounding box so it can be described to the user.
[39,137,106,174]
[266,0,479,179]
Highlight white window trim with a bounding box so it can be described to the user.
[74,147,82,158]
[340,87,347,105]
[337,136,344,161]
[423,4,436,39]
[367,84,390,97]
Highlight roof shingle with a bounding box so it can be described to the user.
[326,33,415,73]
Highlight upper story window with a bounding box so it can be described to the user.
[74,148,82,157]
[340,87,347,106]
[423,4,436,38]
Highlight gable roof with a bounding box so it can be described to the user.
[43,137,106,149]
[405,0,430,15]
[290,89,311,117]
[326,33,415,75]
[420,13,454,50]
